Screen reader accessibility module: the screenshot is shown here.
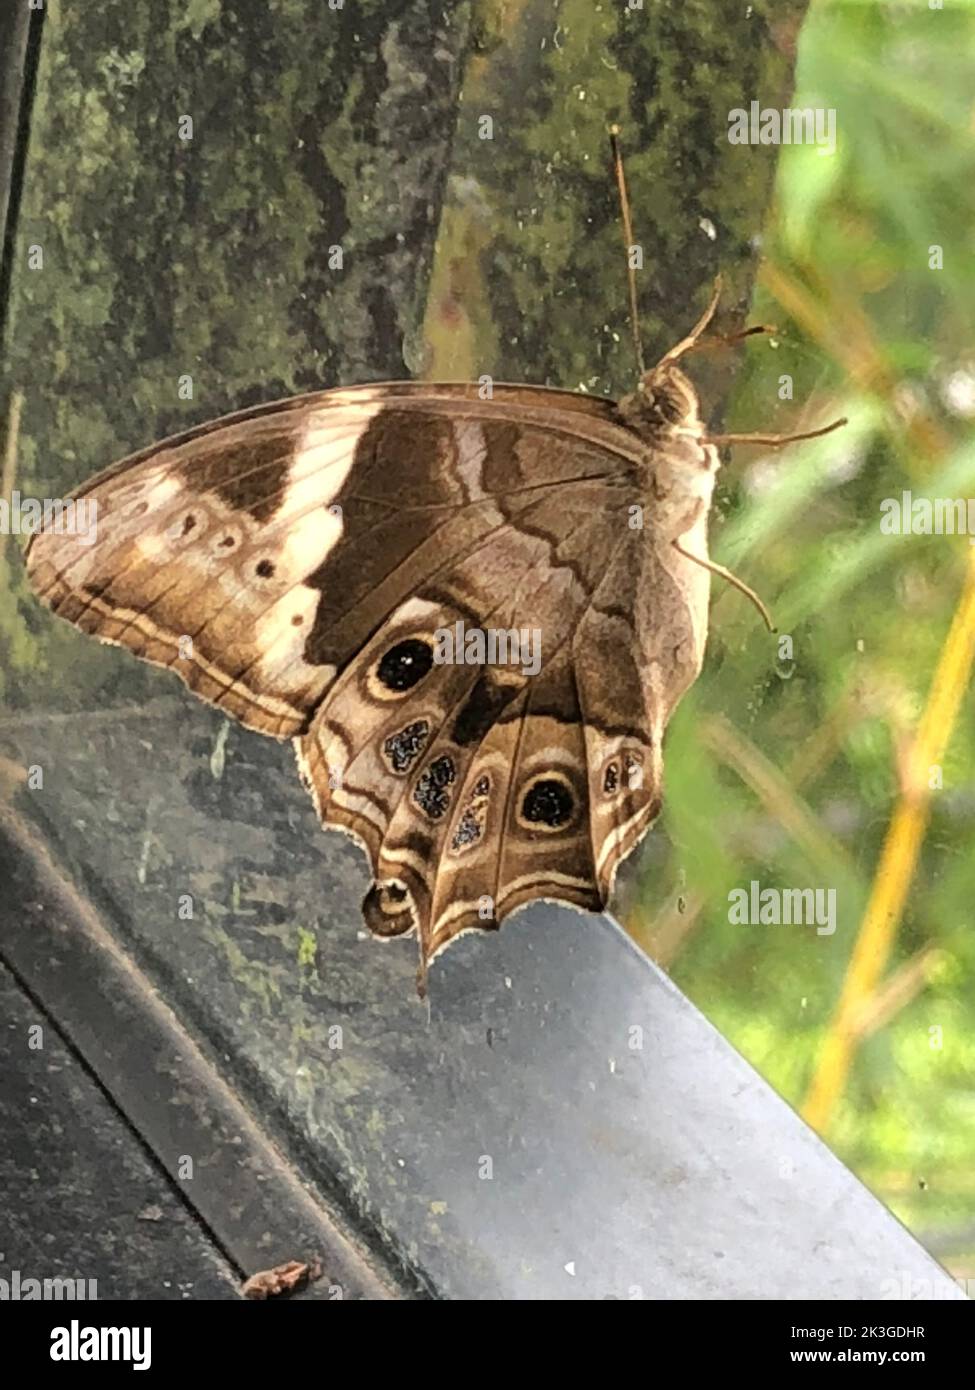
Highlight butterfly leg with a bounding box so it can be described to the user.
[704,416,847,448]
[654,276,724,368]
[672,538,776,632]
[686,322,778,356]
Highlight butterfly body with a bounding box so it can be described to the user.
[27,349,720,984]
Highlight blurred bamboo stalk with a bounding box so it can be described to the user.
[802,546,975,1133]
[847,944,945,1042]
[702,714,857,886]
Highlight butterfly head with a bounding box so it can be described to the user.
[616,359,720,544]
[615,362,703,442]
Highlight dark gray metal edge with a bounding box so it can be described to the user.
[0,802,412,1301]
[0,957,246,1300]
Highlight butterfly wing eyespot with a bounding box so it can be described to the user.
[374,638,434,694]
[362,879,414,938]
[412,754,457,821]
[517,775,576,832]
[382,719,430,774]
[449,774,491,855]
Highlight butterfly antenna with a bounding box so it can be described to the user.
[672,538,776,633]
[609,125,647,377]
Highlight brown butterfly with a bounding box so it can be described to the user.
[24,140,845,992]
[24,293,843,990]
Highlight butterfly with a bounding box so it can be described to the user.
[24,271,845,994]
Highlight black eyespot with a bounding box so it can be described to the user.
[180,514,196,536]
[521,778,574,828]
[256,558,275,578]
[219,535,236,548]
[413,754,456,820]
[603,762,619,794]
[377,638,434,692]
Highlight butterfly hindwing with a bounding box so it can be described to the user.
[295,453,666,963]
